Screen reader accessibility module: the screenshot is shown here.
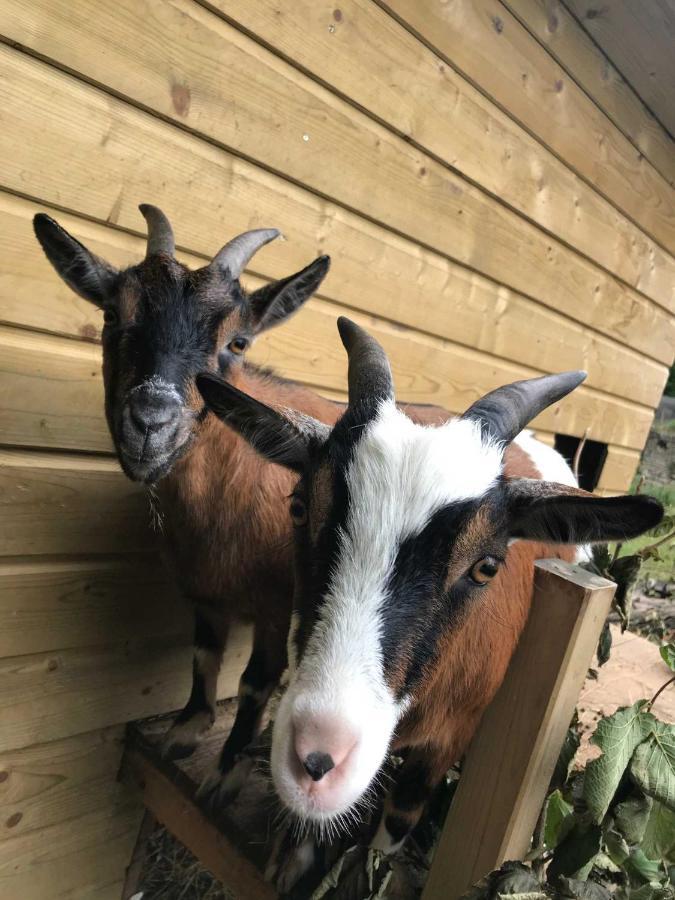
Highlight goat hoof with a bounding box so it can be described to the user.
[197,753,255,807]
[266,833,318,896]
[158,710,214,760]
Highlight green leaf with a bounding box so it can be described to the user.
[548,822,602,881]
[624,847,664,885]
[642,800,675,864]
[496,894,547,900]
[661,645,675,673]
[584,702,655,822]
[545,790,575,850]
[615,886,675,900]
[603,824,630,867]
[630,721,675,811]
[557,877,611,900]
[614,793,654,844]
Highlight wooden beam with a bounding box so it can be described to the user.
[422,559,615,900]
[0,449,153,556]
[0,557,187,656]
[122,739,276,900]
[382,0,675,255]
[502,0,675,191]
[564,0,675,140]
[1,191,668,412]
[0,624,251,754]
[0,315,657,454]
[207,0,675,314]
[0,41,673,367]
[0,725,126,840]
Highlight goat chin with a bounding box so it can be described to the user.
[270,680,398,828]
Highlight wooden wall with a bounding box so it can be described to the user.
[0,2,673,896]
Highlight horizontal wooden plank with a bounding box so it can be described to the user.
[382,0,675,254]
[502,0,675,190]
[597,446,640,493]
[0,791,141,900]
[206,0,675,314]
[564,0,675,140]
[0,725,126,842]
[0,623,252,753]
[0,301,656,452]
[0,556,188,656]
[1,190,669,410]
[0,35,674,369]
[0,448,153,556]
[0,324,111,452]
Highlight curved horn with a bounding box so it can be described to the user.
[337,316,394,406]
[139,204,175,258]
[462,370,587,444]
[210,228,281,279]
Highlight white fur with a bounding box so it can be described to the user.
[271,402,503,822]
[513,430,577,487]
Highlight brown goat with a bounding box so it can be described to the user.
[197,317,662,889]
[33,207,448,799]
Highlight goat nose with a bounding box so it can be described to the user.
[303,751,335,782]
[128,389,179,432]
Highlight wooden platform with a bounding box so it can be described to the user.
[121,701,278,900]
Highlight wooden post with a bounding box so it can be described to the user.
[422,559,615,900]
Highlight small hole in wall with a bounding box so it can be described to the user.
[554,434,608,492]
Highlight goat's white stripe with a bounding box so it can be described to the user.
[301,402,504,701]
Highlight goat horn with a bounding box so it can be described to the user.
[462,370,587,444]
[210,228,281,279]
[337,317,394,406]
[139,204,175,257]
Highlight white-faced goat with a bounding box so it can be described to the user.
[198,317,662,882]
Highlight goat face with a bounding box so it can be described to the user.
[34,206,329,483]
[197,318,663,829]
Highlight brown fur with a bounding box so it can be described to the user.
[392,441,575,790]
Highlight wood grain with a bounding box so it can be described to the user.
[0,448,153,556]
[0,308,656,453]
[123,742,276,900]
[0,623,252,753]
[0,725,126,841]
[206,0,675,313]
[2,191,669,410]
[382,0,675,254]
[502,0,675,190]
[0,792,142,900]
[0,556,187,656]
[564,0,675,140]
[423,560,615,900]
[0,34,673,369]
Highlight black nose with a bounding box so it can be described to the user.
[303,751,335,782]
[128,387,180,433]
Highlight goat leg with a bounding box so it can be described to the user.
[199,617,287,804]
[371,744,454,854]
[159,605,228,759]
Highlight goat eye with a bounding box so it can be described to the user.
[290,496,308,527]
[102,307,118,326]
[469,557,499,586]
[228,337,248,355]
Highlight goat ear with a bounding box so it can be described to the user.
[33,214,118,308]
[249,256,330,332]
[196,373,328,472]
[505,479,664,545]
